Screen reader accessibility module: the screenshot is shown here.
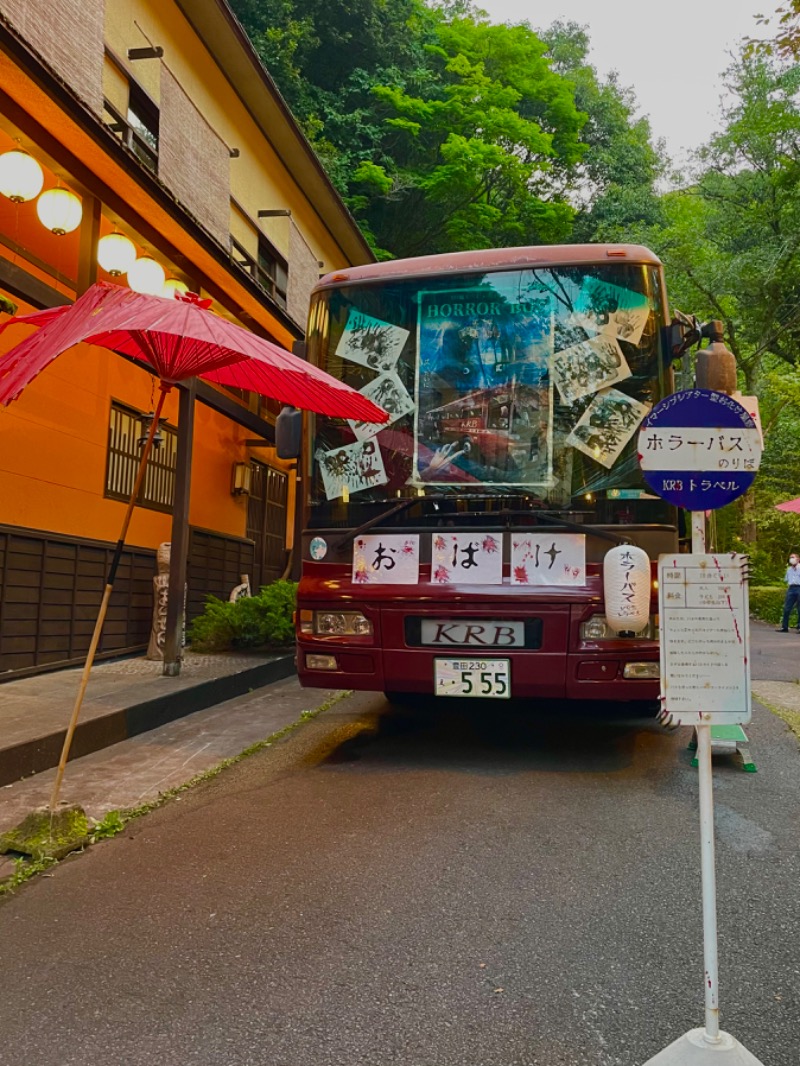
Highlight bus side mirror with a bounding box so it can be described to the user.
[663,322,686,366]
[663,310,701,366]
[276,405,302,459]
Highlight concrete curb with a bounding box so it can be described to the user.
[0,655,296,788]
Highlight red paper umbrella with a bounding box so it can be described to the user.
[775,498,800,514]
[0,280,386,421]
[0,282,387,810]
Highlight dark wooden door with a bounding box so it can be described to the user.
[0,524,154,678]
[246,462,288,590]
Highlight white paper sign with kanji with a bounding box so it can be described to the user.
[352,534,420,585]
[658,553,751,725]
[510,534,586,586]
[431,533,503,584]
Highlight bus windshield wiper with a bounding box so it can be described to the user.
[496,508,631,546]
[335,495,448,553]
[337,497,632,552]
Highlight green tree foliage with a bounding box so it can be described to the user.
[641,51,800,560]
[646,56,800,392]
[229,1,661,257]
[540,21,664,241]
[358,16,586,256]
[230,0,435,195]
[231,2,799,569]
[749,2,800,60]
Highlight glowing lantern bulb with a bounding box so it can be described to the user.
[127,256,166,295]
[163,278,189,299]
[0,150,44,203]
[37,187,83,235]
[97,232,137,276]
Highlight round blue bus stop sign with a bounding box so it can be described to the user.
[637,389,762,511]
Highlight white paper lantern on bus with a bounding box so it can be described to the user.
[603,544,651,634]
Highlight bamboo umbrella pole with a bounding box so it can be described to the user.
[49,383,173,811]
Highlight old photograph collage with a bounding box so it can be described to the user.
[314,274,654,503]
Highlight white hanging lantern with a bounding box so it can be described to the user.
[128,256,166,295]
[36,187,83,235]
[0,150,44,202]
[97,232,137,276]
[162,278,189,299]
[603,544,651,634]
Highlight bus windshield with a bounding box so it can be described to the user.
[306,259,673,528]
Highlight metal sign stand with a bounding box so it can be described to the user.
[641,512,764,1065]
[689,727,757,774]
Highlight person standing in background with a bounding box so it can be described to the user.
[777,552,800,631]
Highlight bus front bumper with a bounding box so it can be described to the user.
[296,602,660,702]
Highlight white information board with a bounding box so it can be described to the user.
[658,553,751,726]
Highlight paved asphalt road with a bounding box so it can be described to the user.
[750,618,800,681]
[0,624,798,1066]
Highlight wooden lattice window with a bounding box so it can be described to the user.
[230,235,288,309]
[105,401,177,512]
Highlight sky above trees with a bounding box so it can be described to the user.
[480,0,781,165]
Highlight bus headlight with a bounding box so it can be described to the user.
[623,662,660,679]
[581,614,613,640]
[580,614,657,641]
[306,654,338,670]
[299,610,373,637]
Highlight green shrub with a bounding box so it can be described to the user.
[187,598,238,652]
[733,545,778,587]
[189,580,297,652]
[749,586,785,625]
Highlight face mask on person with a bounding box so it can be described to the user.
[790,556,799,566]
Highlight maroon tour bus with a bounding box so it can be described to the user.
[295,244,677,704]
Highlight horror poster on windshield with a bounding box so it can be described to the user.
[566,388,651,469]
[551,334,631,406]
[316,438,388,501]
[336,309,410,373]
[572,278,651,346]
[347,371,415,441]
[413,288,553,487]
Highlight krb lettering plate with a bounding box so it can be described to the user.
[421,620,525,648]
[434,658,511,698]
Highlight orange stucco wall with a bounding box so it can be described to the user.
[0,293,260,550]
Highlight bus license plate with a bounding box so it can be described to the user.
[434,658,510,698]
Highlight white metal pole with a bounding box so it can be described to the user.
[691,509,721,1044]
[696,722,720,1042]
[691,511,705,555]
